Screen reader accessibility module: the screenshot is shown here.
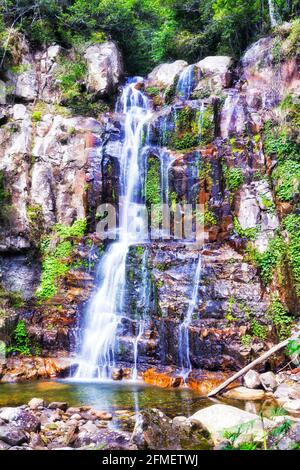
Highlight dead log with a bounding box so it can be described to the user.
[207,338,290,397]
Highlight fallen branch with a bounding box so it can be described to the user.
[207,338,290,397]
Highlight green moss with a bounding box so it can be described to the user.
[263,120,299,162]
[145,86,161,97]
[196,206,217,228]
[225,296,237,323]
[145,155,161,208]
[36,218,87,300]
[0,288,24,308]
[260,195,275,213]
[241,334,252,348]
[168,105,214,151]
[156,262,168,271]
[27,204,45,246]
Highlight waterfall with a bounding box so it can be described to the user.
[178,255,202,379]
[176,64,196,101]
[132,249,151,380]
[268,0,278,27]
[75,78,152,379]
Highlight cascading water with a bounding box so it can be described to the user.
[176,64,196,101]
[75,78,152,380]
[178,256,202,379]
[132,250,151,380]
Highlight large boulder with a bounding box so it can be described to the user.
[131,408,213,450]
[243,370,261,389]
[0,425,28,446]
[131,408,180,450]
[147,60,187,88]
[84,42,123,96]
[190,404,274,445]
[196,56,233,90]
[241,34,300,110]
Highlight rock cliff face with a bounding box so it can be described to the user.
[0,26,299,382]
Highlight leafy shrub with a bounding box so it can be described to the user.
[283,214,300,295]
[233,217,257,240]
[36,218,87,300]
[268,296,293,340]
[55,55,87,101]
[272,160,300,202]
[248,235,285,286]
[7,320,31,356]
[223,166,244,192]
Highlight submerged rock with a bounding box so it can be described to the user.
[223,386,266,401]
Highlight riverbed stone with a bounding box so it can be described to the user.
[28,398,45,410]
[223,386,266,401]
[0,425,28,446]
[260,372,277,392]
[243,370,261,389]
[282,399,300,414]
[48,402,68,411]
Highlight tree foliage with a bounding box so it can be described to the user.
[0,1,300,73]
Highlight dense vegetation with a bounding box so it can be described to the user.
[1,1,300,74]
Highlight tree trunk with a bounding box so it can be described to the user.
[207,338,290,397]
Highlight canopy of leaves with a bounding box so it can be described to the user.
[0,1,300,74]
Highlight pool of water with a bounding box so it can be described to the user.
[0,379,272,421]
[0,380,210,416]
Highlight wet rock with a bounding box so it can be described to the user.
[48,402,68,411]
[147,61,187,88]
[172,415,213,449]
[84,42,123,96]
[243,370,261,389]
[190,404,274,445]
[111,368,123,380]
[223,386,265,401]
[260,372,278,392]
[0,425,28,446]
[96,412,112,421]
[13,410,40,433]
[132,408,180,450]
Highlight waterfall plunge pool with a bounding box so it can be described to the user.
[0,380,272,423]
